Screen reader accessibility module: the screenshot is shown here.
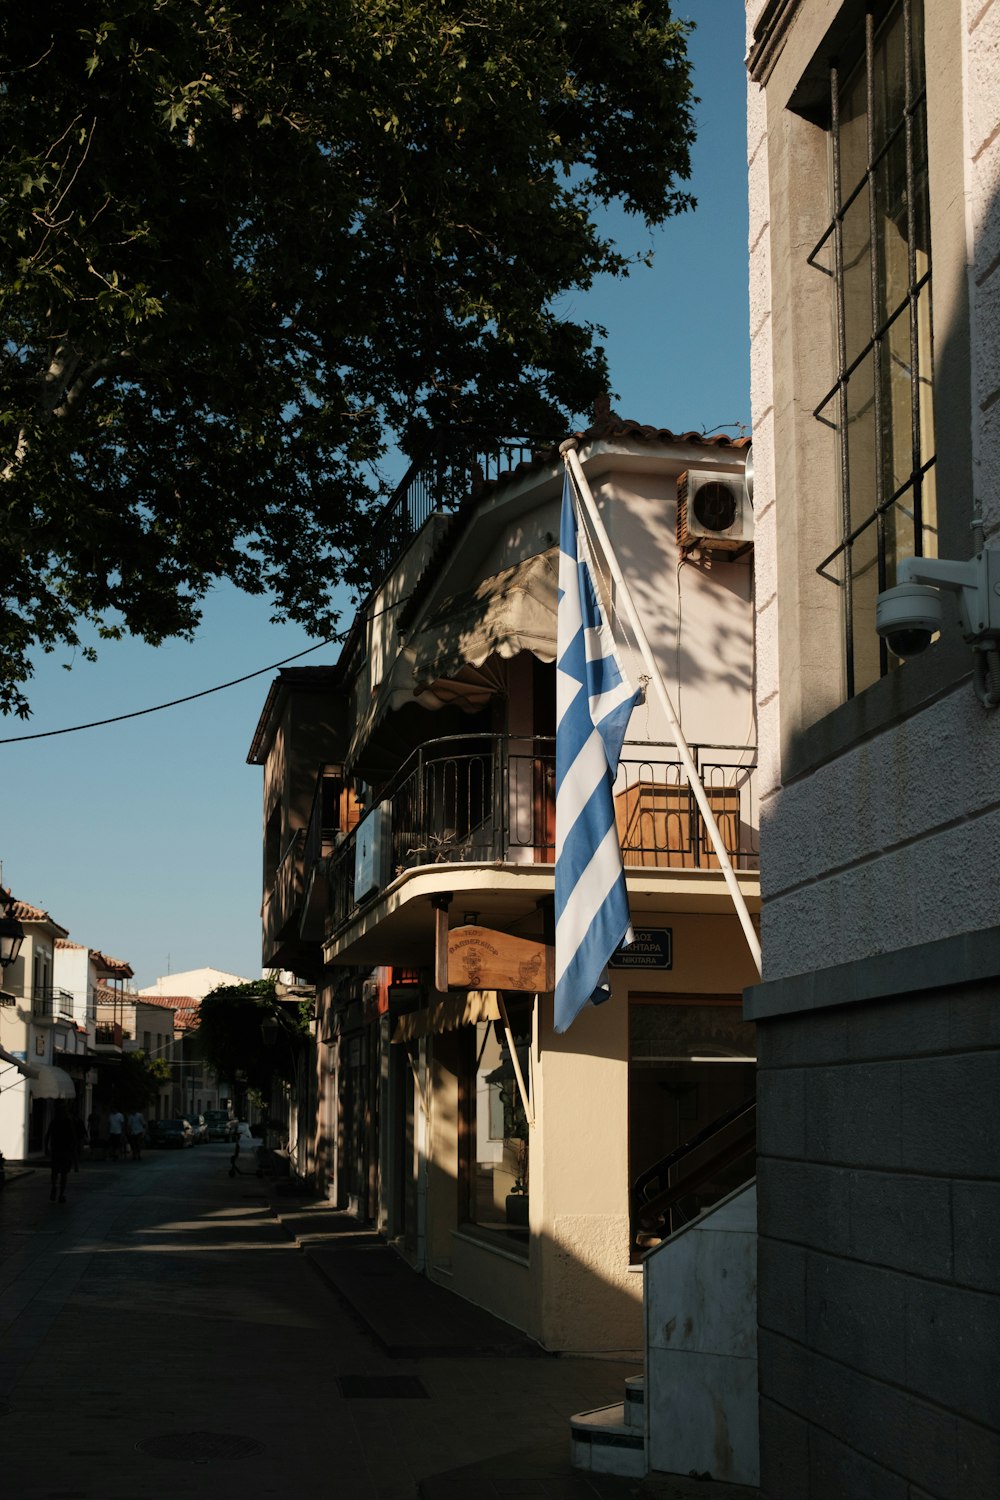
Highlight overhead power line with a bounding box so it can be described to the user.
[0,634,344,745]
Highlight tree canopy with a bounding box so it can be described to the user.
[194,978,310,1096]
[1,1,695,715]
[111,1048,172,1111]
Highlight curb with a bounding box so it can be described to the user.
[0,1169,36,1188]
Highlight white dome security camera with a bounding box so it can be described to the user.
[874,582,943,658]
[874,547,1000,707]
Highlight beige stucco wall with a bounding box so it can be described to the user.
[416,909,757,1352]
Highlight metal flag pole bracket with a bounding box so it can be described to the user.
[559,440,762,978]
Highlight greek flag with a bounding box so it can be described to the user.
[554,474,640,1033]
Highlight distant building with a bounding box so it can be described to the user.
[139,966,249,1001]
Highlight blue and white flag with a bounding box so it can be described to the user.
[554,473,640,1033]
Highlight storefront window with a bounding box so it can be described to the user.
[628,998,756,1256]
[462,1004,531,1247]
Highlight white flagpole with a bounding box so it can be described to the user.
[560,440,762,978]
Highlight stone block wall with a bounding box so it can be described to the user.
[752,965,1000,1499]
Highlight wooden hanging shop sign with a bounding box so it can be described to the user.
[447,925,554,993]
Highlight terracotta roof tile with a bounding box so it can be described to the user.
[92,951,134,978]
[9,899,70,938]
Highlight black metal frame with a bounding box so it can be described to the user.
[327,734,759,932]
[367,428,555,582]
[810,0,934,698]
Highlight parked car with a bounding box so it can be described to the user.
[147,1118,194,1149]
[203,1109,238,1142]
[184,1112,209,1144]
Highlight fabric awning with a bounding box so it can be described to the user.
[30,1064,77,1100]
[411,548,558,693]
[348,549,558,768]
[0,1044,37,1078]
[392,991,500,1044]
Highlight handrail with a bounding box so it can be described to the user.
[631,1096,756,1242]
[636,1121,756,1235]
[365,428,557,584]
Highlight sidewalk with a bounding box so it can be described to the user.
[0,1157,37,1186]
[0,1151,757,1498]
[268,1194,760,1500]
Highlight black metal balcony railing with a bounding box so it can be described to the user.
[262,828,305,952]
[367,430,554,582]
[31,986,77,1021]
[328,735,758,932]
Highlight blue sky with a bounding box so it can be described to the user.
[0,3,750,990]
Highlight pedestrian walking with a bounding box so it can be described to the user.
[127,1109,146,1161]
[107,1107,125,1161]
[44,1103,77,1203]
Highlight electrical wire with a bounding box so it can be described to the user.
[0,633,345,745]
[0,588,418,745]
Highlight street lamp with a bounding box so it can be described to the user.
[0,887,24,972]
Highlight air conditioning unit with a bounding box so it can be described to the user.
[354,802,393,897]
[677,469,753,552]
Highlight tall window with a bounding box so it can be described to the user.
[461,1007,531,1250]
[812,0,936,696]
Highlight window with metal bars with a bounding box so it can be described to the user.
[811,0,936,699]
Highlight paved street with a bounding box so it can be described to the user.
[0,1146,642,1499]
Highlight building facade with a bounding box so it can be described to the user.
[0,901,76,1158]
[746,1,1000,1494]
[251,416,761,1352]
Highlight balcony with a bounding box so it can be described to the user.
[327,734,759,943]
[94,1021,124,1048]
[31,987,77,1022]
[367,429,554,584]
[262,829,306,965]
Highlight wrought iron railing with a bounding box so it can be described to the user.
[31,986,77,1020]
[367,430,553,581]
[328,735,758,931]
[262,829,305,954]
[631,1097,757,1255]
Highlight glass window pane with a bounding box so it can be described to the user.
[849,516,882,694]
[838,56,869,205]
[842,181,873,366]
[845,352,877,532]
[883,306,915,499]
[877,130,911,321]
[872,4,906,153]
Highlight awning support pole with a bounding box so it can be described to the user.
[560,441,762,979]
[497,991,535,1129]
[406,1043,429,1117]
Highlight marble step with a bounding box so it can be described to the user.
[570,1402,646,1478]
[624,1374,645,1431]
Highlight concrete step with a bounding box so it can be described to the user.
[624,1374,645,1431]
[570,1402,646,1478]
